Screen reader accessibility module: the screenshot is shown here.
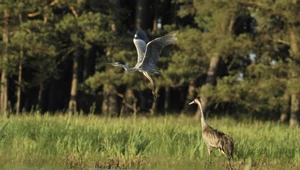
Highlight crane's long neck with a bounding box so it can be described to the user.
[196,100,209,129]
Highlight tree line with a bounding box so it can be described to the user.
[0,0,299,127]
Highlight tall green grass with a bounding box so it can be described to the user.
[0,113,299,169]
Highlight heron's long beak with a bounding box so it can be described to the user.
[189,101,195,105]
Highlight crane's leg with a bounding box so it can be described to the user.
[207,146,212,163]
[227,157,233,170]
[143,72,157,99]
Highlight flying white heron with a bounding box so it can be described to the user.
[109,29,177,99]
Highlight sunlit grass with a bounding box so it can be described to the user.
[0,113,299,169]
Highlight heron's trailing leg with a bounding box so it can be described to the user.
[143,72,157,99]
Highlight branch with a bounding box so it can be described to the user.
[69,5,78,18]
[240,1,271,10]
[28,11,41,17]
[116,92,137,112]
[265,34,290,45]
[273,39,290,45]
[240,1,288,20]
[28,0,59,18]
[43,16,48,23]
[50,0,59,6]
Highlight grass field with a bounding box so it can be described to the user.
[0,113,299,170]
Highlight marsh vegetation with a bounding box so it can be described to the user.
[0,114,299,170]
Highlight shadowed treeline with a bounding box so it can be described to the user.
[0,0,299,127]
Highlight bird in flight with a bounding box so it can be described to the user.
[109,29,177,99]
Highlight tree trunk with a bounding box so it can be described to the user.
[289,25,300,127]
[68,55,78,115]
[161,0,177,25]
[124,87,136,114]
[102,84,118,117]
[118,87,137,116]
[150,87,160,115]
[290,91,300,128]
[196,55,220,120]
[83,47,97,80]
[280,93,290,123]
[16,14,23,115]
[152,0,159,31]
[0,10,9,118]
[135,0,149,29]
[16,44,23,115]
[182,79,196,114]
[38,83,44,111]
[164,87,170,111]
[109,0,120,31]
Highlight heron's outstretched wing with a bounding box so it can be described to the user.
[140,33,177,71]
[133,39,147,66]
[133,29,149,67]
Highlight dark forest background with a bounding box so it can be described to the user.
[0,0,300,127]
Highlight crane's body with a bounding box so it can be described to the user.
[189,98,234,169]
[110,29,177,99]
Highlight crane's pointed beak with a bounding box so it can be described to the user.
[189,101,195,105]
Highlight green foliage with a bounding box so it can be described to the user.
[55,12,110,49]
[165,28,207,86]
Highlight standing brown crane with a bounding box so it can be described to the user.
[189,98,234,169]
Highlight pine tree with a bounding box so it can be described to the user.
[244,0,300,127]
[54,1,111,114]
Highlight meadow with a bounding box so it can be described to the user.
[0,113,299,170]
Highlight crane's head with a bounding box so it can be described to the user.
[189,98,201,105]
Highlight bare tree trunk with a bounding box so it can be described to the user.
[152,0,159,32]
[118,87,137,116]
[280,93,290,123]
[16,14,23,115]
[83,47,97,80]
[38,83,44,111]
[124,87,136,114]
[164,87,170,111]
[150,87,159,115]
[102,84,118,117]
[0,10,9,118]
[195,55,220,120]
[139,91,147,111]
[109,0,120,31]
[289,25,300,127]
[182,79,196,114]
[135,0,149,29]
[68,55,78,115]
[290,90,300,128]
[161,0,177,25]
[16,44,23,115]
